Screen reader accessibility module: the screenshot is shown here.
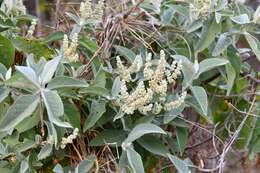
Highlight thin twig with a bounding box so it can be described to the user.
[54,0,61,30]
[177,116,224,145]
[95,159,99,173]
[39,100,45,139]
[72,143,83,161]
[218,96,257,173]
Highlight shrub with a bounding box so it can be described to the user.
[0,0,259,172]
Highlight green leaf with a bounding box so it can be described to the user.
[0,95,39,132]
[212,33,232,56]
[176,127,188,155]
[124,123,166,144]
[191,86,208,116]
[114,45,136,62]
[26,55,46,76]
[196,18,221,53]
[231,14,250,24]
[161,8,174,24]
[185,96,212,123]
[80,86,110,96]
[15,106,40,133]
[11,36,53,60]
[244,32,260,61]
[226,63,236,96]
[89,130,127,146]
[169,5,189,17]
[111,76,122,97]
[172,55,195,89]
[64,101,81,129]
[40,57,60,85]
[15,66,40,88]
[42,31,64,43]
[0,168,11,173]
[0,34,15,67]
[4,72,39,91]
[53,164,64,173]
[46,121,58,148]
[0,11,14,32]
[137,135,168,157]
[0,86,9,103]
[83,100,106,131]
[75,155,96,173]
[0,63,7,77]
[119,151,131,173]
[15,139,37,153]
[167,154,190,173]
[37,144,53,160]
[186,20,203,33]
[47,76,88,89]
[42,90,72,128]
[79,37,99,72]
[227,47,241,76]
[20,157,29,173]
[94,67,107,87]
[196,58,229,78]
[79,37,97,53]
[126,148,145,173]
[14,14,37,23]
[253,6,260,23]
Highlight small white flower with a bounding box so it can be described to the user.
[144,53,154,80]
[152,102,162,114]
[139,104,153,114]
[164,91,187,112]
[79,0,104,24]
[73,128,79,136]
[27,19,37,38]
[46,135,54,145]
[94,0,104,21]
[166,60,182,84]
[60,128,79,149]
[116,56,131,81]
[154,50,166,82]
[62,34,79,62]
[1,0,26,16]
[80,0,93,20]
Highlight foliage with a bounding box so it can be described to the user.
[0,0,259,172]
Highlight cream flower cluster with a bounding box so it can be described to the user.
[120,81,153,114]
[1,0,26,16]
[117,50,186,115]
[27,19,37,38]
[152,102,163,114]
[62,34,79,62]
[164,91,187,112]
[143,53,153,80]
[46,135,55,145]
[147,50,182,99]
[189,0,213,19]
[79,0,104,25]
[116,55,142,82]
[165,59,182,84]
[60,128,79,149]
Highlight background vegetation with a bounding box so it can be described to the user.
[0,0,259,172]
